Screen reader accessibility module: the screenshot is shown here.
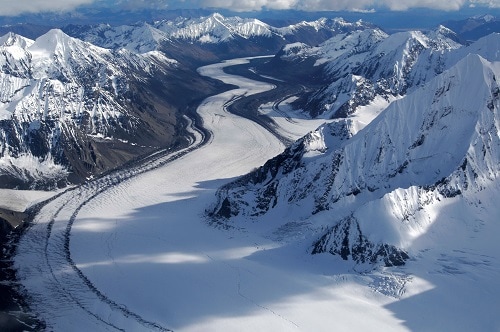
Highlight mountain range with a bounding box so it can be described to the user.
[207,20,499,268]
[63,14,376,64]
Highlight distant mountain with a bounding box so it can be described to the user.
[0,29,222,189]
[210,53,500,268]
[64,14,377,64]
[442,14,500,41]
[2,6,498,34]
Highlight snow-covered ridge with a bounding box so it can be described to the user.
[69,13,375,54]
[159,13,274,42]
[274,17,369,35]
[210,53,500,268]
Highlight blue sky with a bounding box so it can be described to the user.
[0,0,499,16]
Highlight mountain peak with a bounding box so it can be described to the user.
[210,12,225,20]
[425,25,463,49]
[30,29,84,56]
[0,32,34,48]
[0,32,34,76]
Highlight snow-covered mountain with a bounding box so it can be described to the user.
[264,25,470,119]
[210,52,500,268]
[0,29,221,189]
[156,14,372,45]
[3,13,500,332]
[65,14,376,63]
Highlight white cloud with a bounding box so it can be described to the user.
[0,0,95,16]
[180,0,298,11]
[184,0,500,12]
[1,0,500,16]
[469,0,500,8]
[381,0,467,11]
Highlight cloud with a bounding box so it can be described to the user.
[168,0,500,12]
[112,0,169,10]
[380,0,467,11]
[469,0,500,8]
[0,0,95,16]
[200,0,297,11]
[1,0,500,16]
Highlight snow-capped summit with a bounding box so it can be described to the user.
[316,28,388,66]
[426,25,463,48]
[29,29,114,80]
[210,52,500,268]
[0,32,34,49]
[30,29,83,55]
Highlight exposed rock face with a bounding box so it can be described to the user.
[311,216,409,267]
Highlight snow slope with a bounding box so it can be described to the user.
[0,188,55,213]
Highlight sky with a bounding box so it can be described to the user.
[0,0,500,16]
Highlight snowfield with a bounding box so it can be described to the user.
[13,57,500,331]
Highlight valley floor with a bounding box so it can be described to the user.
[11,57,500,331]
